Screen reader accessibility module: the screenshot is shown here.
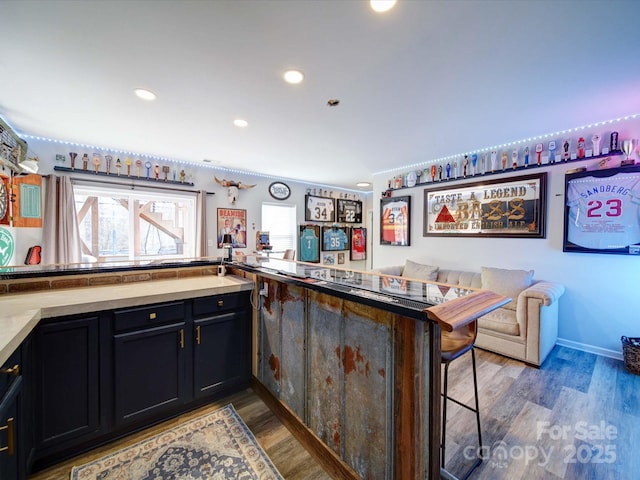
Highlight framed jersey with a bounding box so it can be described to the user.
[380,196,411,246]
[299,224,321,262]
[350,227,367,260]
[322,226,349,251]
[563,165,640,255]
[305,194,335,222]
[336,198,362,223]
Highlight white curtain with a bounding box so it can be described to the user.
[42,175,82,265]
[195,189,207,257]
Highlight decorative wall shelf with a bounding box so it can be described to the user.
[53,166,195,187]
[384,149,625,192]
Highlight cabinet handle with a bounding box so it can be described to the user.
[179,329,184,349]
[0,364,19,376]
[149,312,157,320]
[0,418,14,456]
[196,325,201,345]
[218,300,224,307]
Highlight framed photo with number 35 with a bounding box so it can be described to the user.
[305,194,335,222]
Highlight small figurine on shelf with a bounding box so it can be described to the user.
[69,152,78,171]
[592,135,601,156]
[452,160,458,179]
[431,164,436,182]
[445,162,451,179]
[463,155,468,178]
[491,150,497,172]
[610,131,619,152]
[115,158,122,176]
[82,153,89,171]
[471,153,477,176]
[524,146,529,167]
[577,137,585,159]
[125,157,132,176]
[92,153,101,173]
[437,164,443,181]
[136,159,143,178]
[535,143,543,166]
[179,169,186,183]
[511,149,518,169]
[105,155,112,175]
[162,165,170,181]
[562,139,571,161]
[549,141,557,163]
[481,153,486,174]
[154,164,160,180]
[501,151,508,170]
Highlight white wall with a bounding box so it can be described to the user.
[372,117,640,358]
[22,137,372,268]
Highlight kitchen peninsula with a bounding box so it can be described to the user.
[1,258,507,479]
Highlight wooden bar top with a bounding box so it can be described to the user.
[425,290,510,332]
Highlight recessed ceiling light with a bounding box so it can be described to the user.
[370,0,397,13]
[233,119,249,128]
[283,69,304,84]
[134,88,157,101]
[356,182,371,188]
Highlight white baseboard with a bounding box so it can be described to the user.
[556,338,623,361]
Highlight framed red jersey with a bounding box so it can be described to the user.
[380,196,410,246]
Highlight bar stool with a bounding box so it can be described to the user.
[440,320,482,480]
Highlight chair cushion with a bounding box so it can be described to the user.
[478,307,520,336]
[481,266,534,311]
[402,259,439,281]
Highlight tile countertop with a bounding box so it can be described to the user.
[0,274,254,366]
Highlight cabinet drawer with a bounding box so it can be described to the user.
[0,349,21,399]
[113,301,185,333]
[193,292,249,317]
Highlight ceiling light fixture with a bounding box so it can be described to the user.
[283,70,304,84]
[233,119,249,128]
[134,88,157,101]
[370,0,397,13]
[356,182,371,188]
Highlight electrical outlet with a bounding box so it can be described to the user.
[259,283,268,296]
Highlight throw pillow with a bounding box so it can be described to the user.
[481,266,534,311]
[402,259,439,281]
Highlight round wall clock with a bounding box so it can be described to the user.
[268,181,291,200]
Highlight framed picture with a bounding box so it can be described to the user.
[336,198,362,223]
[322,252,336,265]
[563,165,640,255]
[423,172,547,238]
[350,227,367,260]
[217,208,247,248]
[337,252,345,264]
[321,226,349,251]
[305,194,335,222]
[380,196,411,246]
[299,224,321,263]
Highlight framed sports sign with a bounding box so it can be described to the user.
[350,227,367,260]
[563,165,640,255]
[305,194,335,222]
[322,226,349,251]
[299,224,321,263]
[423,173,546,238]
[217,208,247,248]
[381,196,410,246]
[336,198,362,223]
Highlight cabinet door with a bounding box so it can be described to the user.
[193,311,249,399]
[0,377,22,480]
[113,322,187,427]
[35,316,100,452]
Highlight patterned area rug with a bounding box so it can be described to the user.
[70,404,284,480]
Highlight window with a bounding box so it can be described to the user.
[73,183,196,262]
[261,203,296,256]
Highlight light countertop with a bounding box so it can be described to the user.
[0,274,254,366]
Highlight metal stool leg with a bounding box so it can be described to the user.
[441,348,483,480]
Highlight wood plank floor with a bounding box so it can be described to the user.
[29,345,639,479]
[28,389,332,480]
[443,345,640,480]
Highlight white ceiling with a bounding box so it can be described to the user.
[2,0,639,190]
